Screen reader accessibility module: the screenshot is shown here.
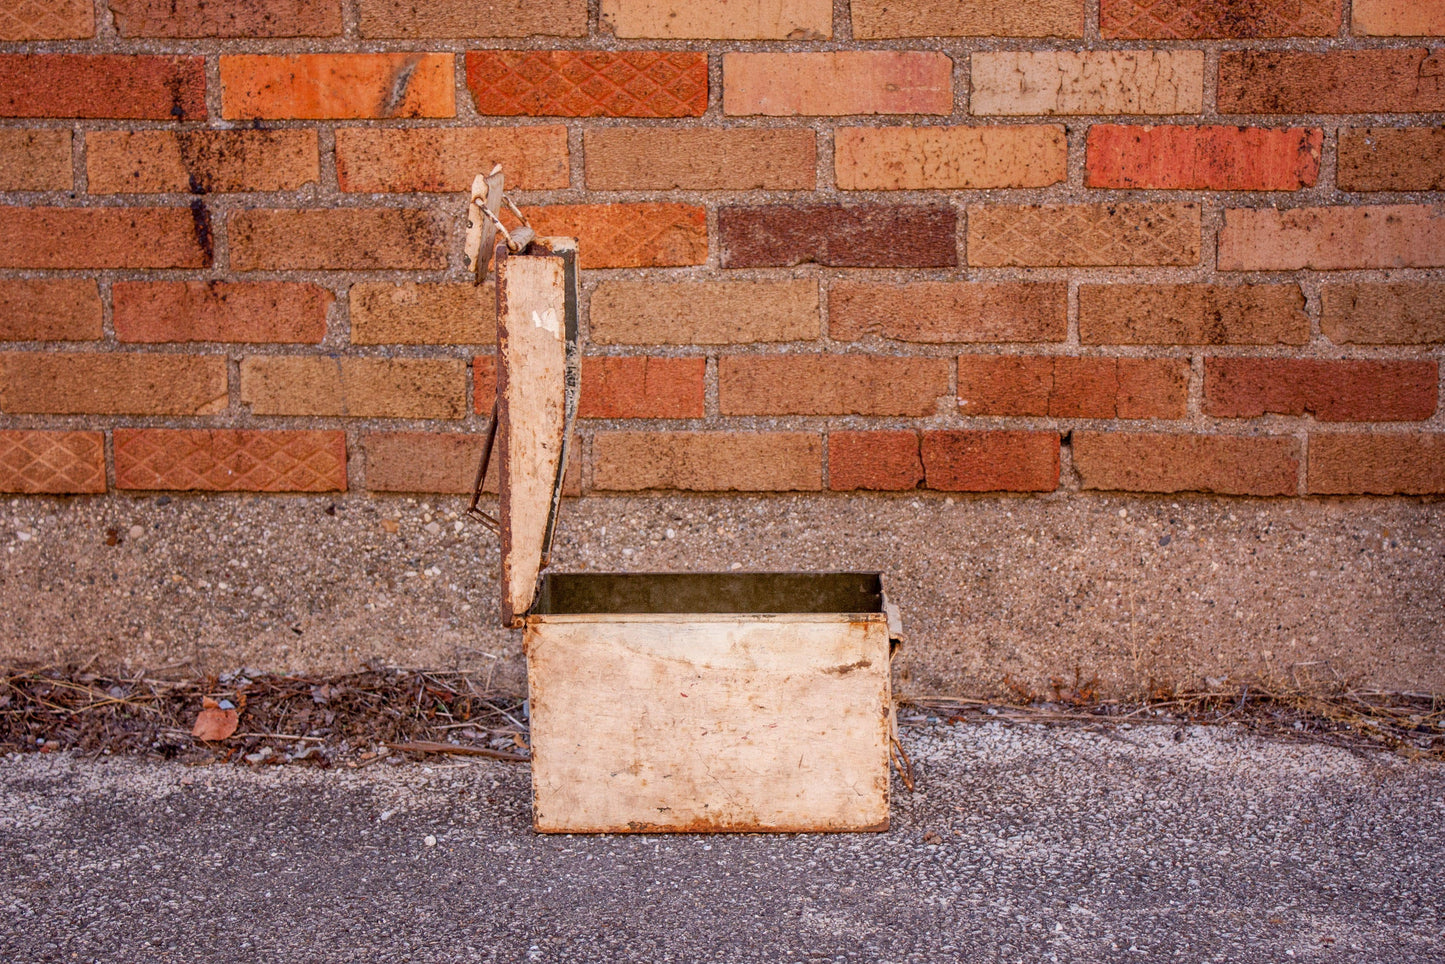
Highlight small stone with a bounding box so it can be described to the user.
[16,530,31,542]
[424,521,442,535]
[381,519,399,534]
[424,835,437,847]
[129,525,144,539]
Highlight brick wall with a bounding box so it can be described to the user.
[0,0,1442,500]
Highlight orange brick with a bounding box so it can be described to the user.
[720,355,949,416]
[0,280,102,342]
[0,0,93,39]
[836,125,1066,190]
[921,430,1060,492]
[1204,359,1438,422]
[592,431,822,491]
[241,356,466,419]
[109,0,341,36]
[0,207,210,269]
[957,356,1187,419]
[602,0,831,38]
[1101,0,1340,38]
[0,129,71,191]
[228,208,446,271]
[1073,432,1299,496]
[220,53,454,120]
[1338,128,1445,192]
[0,55,205,119]
[589,280,819,345]
[852,0,1082,38]
[1218,50,1445,114]
[0,352,226,415]
[1218,206,1445,271]
[0,430,105,494]
[473,355,497,410]
[723,51,952,116]
[336,126,568,193]
[1308,433,1445,495]
[968,203,1200,267]
[114,429,346,492]
[970,51,1203,115]
[584,128,816,190]
[1079,284,1309,346]
[351,283,496,346]
[113,282,330,344]
[828,430,922,491]
[1086,126,1321,191]
[830,282,1066,343]
[1353,1,1445,35]
[519,203,706,268]
[360,0,585,37]
[1321,284,1445,346]
[580,357,705,419]
[467,50,707,118]
[86,130,319,194]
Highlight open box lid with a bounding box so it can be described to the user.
[495,237,580,628]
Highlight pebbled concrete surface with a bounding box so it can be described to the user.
[1,723,1442,963]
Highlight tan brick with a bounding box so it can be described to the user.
[0,0,93,40]
[830,282,1066,343]
[719,355,949,416]
[853,0,1082,37]
[0,280,102,342]
[1353,1,1445,35]
[86,130,319,194]
[467,50,707,118]
[1074,432,1299,496]
[921,431,1060,492]
[835,125,1066,191]
[228,208,447,271]
[602,0,831,38]
[970,51,1203,115]
[828,430,923,491]
[968,203,1200,267]
[365,432,490,493]
[584,128,816,190]
[1218,50,1445,114]
[724,51,952,116]
[519,204,706,268]
[114,429,346,492]
[0,352,226,415]
[1102,0,1341,38]
[0,430,105,494]
[220,53,455,120]
[1218,205,1445,271]
[0,207,210,269]
[110,0,341,36]
[1079,284,1309,346]
[113,282,331,344]
[589,280,819,345]
[351,283,495,346]
[1308,433,1445,495]
[1321,284,1445,345]
[360,0,585,37]
[0,129,71,191]
[336,126,568,193]
[580,357,705,418]
[593,431,822,491]
[957,356,1188,419]
[1338,128,1445,192]
[240,356,466,419]
[1204,359,1438,422]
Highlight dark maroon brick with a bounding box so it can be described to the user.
[719,204,957,269]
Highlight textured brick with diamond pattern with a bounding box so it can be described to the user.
[114,429,346,492]
[0,430,104,494]
[0,0,92,40]
[1101,0,1340,38]
[466,50,706,117]
[519,204,707,268]
[968,203,1200,267]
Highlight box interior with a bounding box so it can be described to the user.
[533,571,884,616]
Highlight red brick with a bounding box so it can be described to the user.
[1079,284,1308,346]
[720,355,949,416]
[0,207,210,269]
[1353,1,1445,36]
[86,130,319,194]
[336,126,568,193]
[1204,359,1438,422]
[829,283,1066,343]
[240,356,466,419]
[836,125,1066,191]
[1101,0,1340,37]
[968,203,1199,268]
[1073,432,1300,496]
[1308,433,1445,495]
[1218,50,1445,114]
[0,280,102,342]
[353,283,496,346]
[1338,128,1445,192]
[828,430,922,491]
[852,0,1082,38]
[723,51,952,116]
[921,430,1060,492]
[0,430,105,494]
[0,129,71,191]
[720,205,956,268]
[592,431,822,491]
[113,282,331,344]
[1218,205,1445,271]
[220,54,454,120]
[109,0,341,36]
[957,356,1188,419]
[114,429,346,492]
[228,208,446,271]
[584,128,816,191]
[473,355,497,410]
[361,0,585,37]
[1086,125,1321,191]
[0,55,205,120]
[0,352,227,415]
[0,0,93,40]
[467,50,707,118]
[602,0,832,39]
[519,204,706,268]
[579,357,705,419]
[1320,284,1445,346]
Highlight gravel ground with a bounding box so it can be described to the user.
[1,722,1441,963]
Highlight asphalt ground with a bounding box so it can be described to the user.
[2,721,1441,963]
